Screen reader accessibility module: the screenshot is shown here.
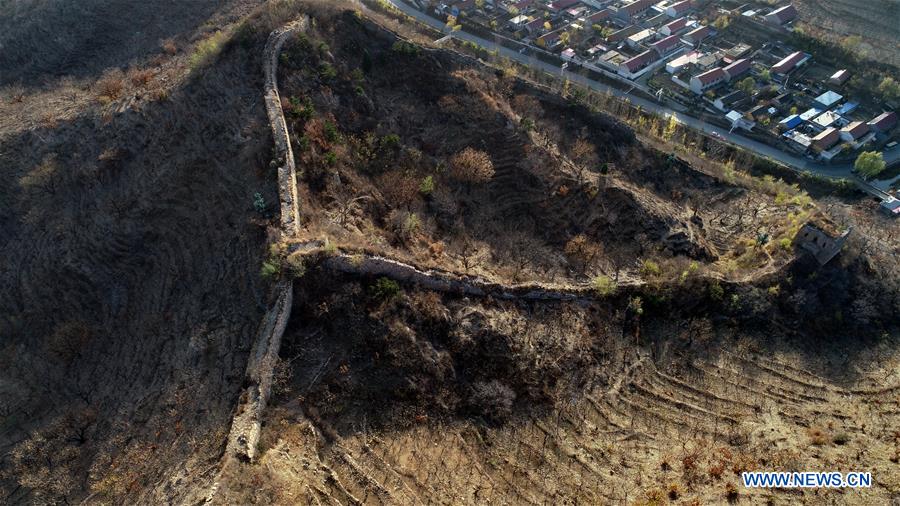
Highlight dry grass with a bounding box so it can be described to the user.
[129,68,155,87]
[95,69,125,102]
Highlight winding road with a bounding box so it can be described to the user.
[387,0,899,199]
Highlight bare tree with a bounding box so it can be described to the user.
[328,191,371,225]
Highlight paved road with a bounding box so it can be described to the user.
[388,0,899,199]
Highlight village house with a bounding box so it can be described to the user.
[840,121,869,142]
[537,29,564,49]
[722,58,751,81]
[829,69,850,85]
[690,67,726,94]
[586,8,612,24]
[645,12,670,27]
[525,17,547,35]
[508,14,531,29]
[771,51,809,75]
[714,90,750,111]
[549,0,580,14]
[683,25,710,45]
[627,28,655,48]
[608,25,641,43]
[779,114,802,129]
[564,5,589,19]
[764,4,798,25]
[618,49,657,78]
[665,0,692,18]
[665,50,700,73]
[811,127,840,150]
[868,111,898,132]
[614,0,655,21]
[812,110,841,130]
[814,90,842,109]
[651,35,683,57]
[660,17,689,36]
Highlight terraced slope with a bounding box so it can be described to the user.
[215,280,900,504]
[795,0,900,67]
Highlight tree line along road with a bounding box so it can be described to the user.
[385,0,899,201]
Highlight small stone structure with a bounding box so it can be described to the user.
[792,222,850,265]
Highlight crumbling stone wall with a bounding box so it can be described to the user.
[219,18,308,467]
[263,19,307,235]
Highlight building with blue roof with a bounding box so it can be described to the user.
[779,114,802,129]
[799,107,823,121]
[836,102,858,115]
[814,90,843,109]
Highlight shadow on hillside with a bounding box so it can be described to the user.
[0,0,261,88]
[0,18,281,504]
[277,254,898,440]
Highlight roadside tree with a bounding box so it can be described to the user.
[854,151,885,179]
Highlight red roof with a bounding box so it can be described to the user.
[869,111,898,131]
[695,67,726,85]
[723,58,751,79]
[841,121,869,139]
[668,0,691,14]
[550,0,580,11]
[684,25,710,41]
[513,0,534,9]
[669,0,691,13]
[652,35,681,54]
[772,51,806,74]
[621,50,656,72]
[526,18,546,30]
[540,30,563,43]
[663,17,688,33]
[588,8,612,23]
[813,127,839,148]
[621,0,655,16]
[767,4,798,24]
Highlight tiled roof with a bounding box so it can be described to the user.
[772,51,805,73]
[622,50,656,71]
[695,67,726,84]
[723,58,751,78]
[652,35,681,53]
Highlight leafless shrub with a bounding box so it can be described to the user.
[160,38,178,55]
[377,170,420,208]
[129,68,155,87]
[95,70,126,102]
[449,147,494,184]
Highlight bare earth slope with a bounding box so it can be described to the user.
[795,0,900,67]
[210,7,900,505]
[0,0,261,86]
[0,2,302,504]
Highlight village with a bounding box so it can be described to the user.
[410,0,900,207]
